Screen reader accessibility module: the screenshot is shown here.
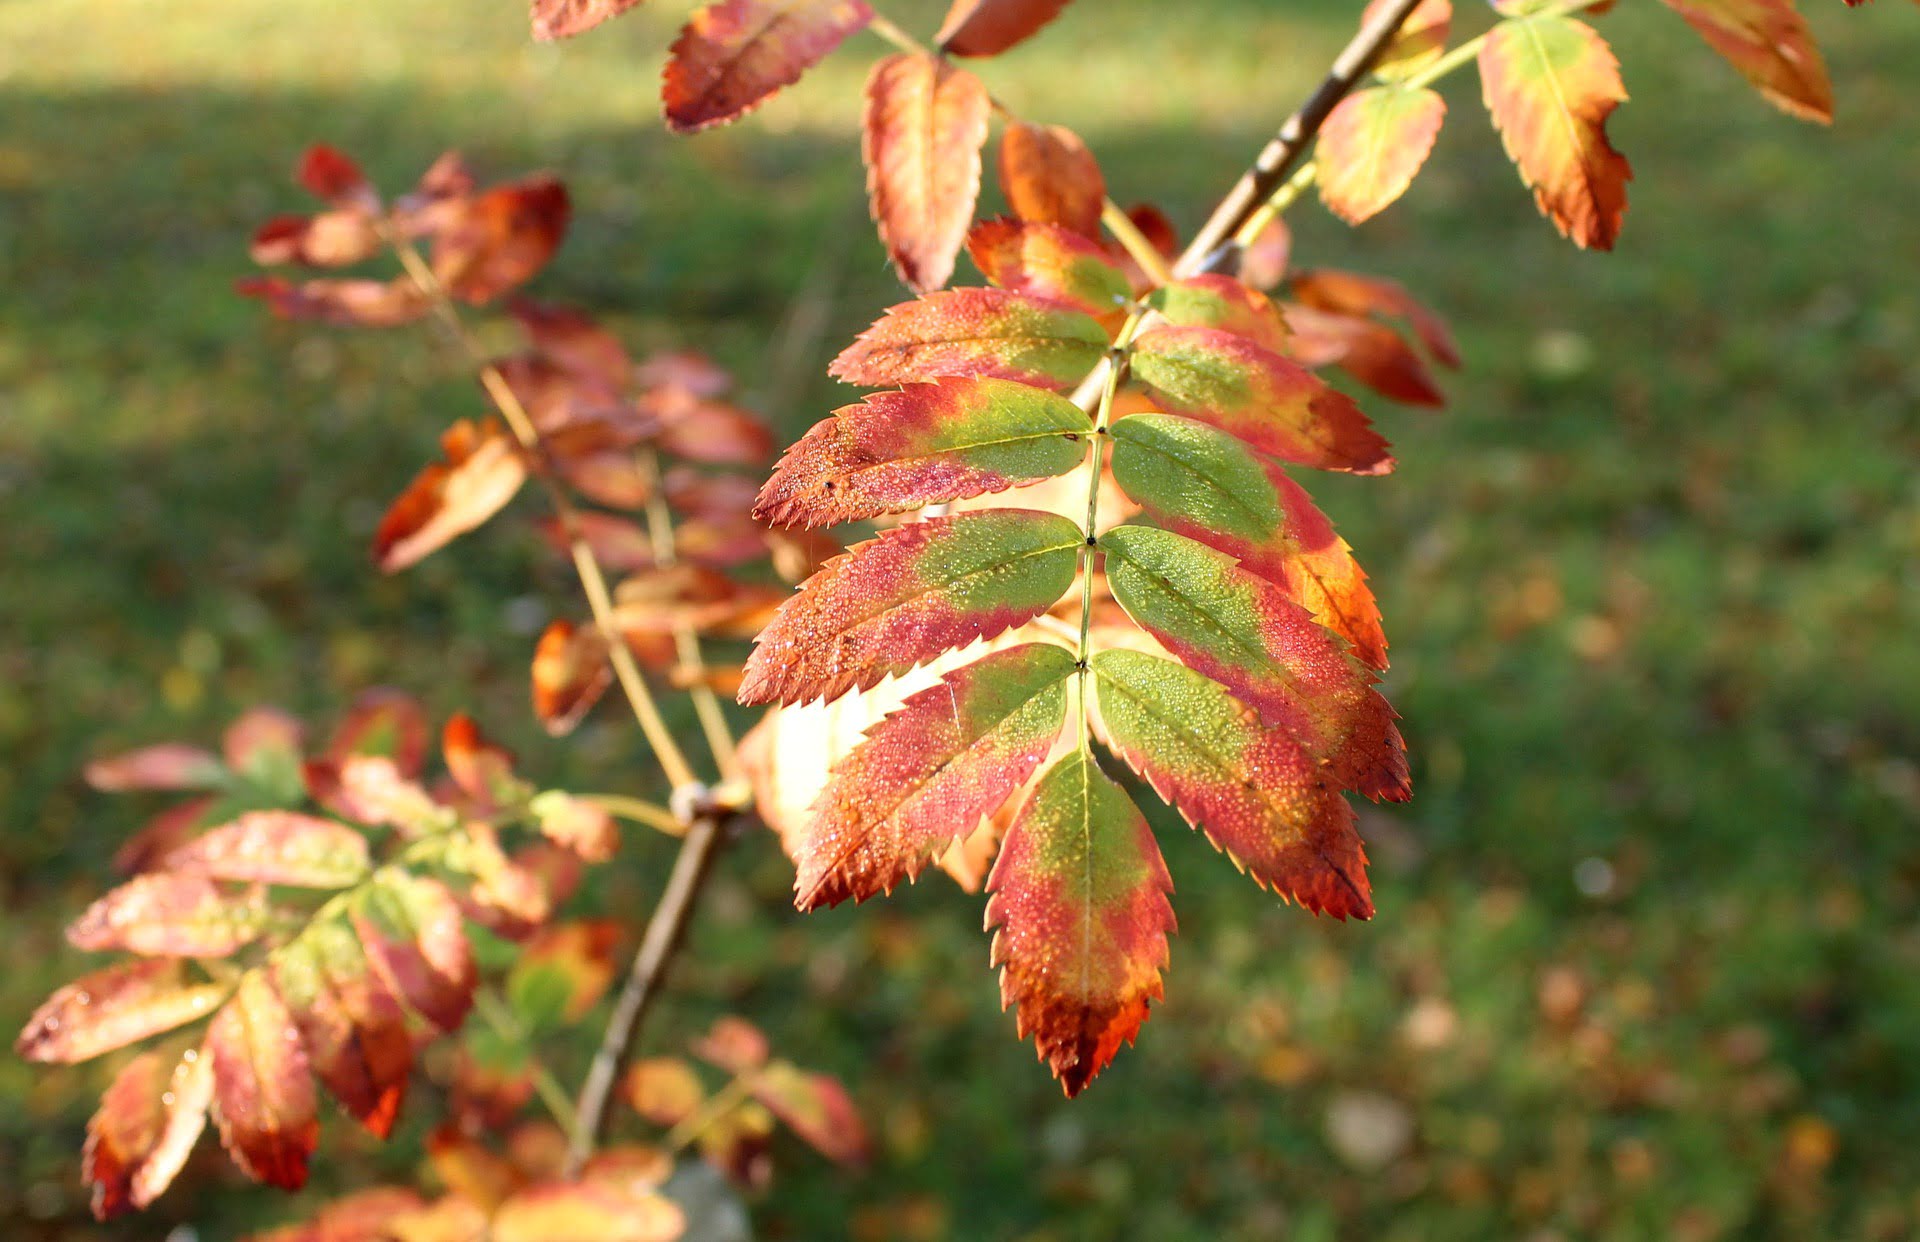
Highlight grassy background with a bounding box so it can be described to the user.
[4,1,1919,1238]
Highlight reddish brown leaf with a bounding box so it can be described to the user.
[1661,0,1832,123]
[250,210,384,268]
[532,620,615,737]
[374,418,528,573]
[236,275,430,327]
[84,1045,214,1218]
[648,392,776,465]
[67,873,269,958]
[663,0,876,133]
[1289,268,1460,368]
[752,1061,870,1164]
[85,743,225,793]
[510,299,633,388]
[163,810,370,889]
[936,0,1074,56]
[431,177,571,304]
[863,52,993,292]
[208,971,319,1189]
[271,919,414,1140]
[692,1015,772,1074]
[541,511,657,574]
[329,687,432,776]
[17,959,227,1065]
[532,0,647,41]
[1282,304,1445,407]
[636,349,733,396]
[296,145,377,210]
[997,120,1105,239]
[352,873,476,1033]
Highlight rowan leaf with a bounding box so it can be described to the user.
[532,0,647,41]
[83,1044,214,1218]
[863,52,992,292]
[329,687,432,776]
[738,510,1083,706]
[966,218,1131,315]
[351,872,477,1033]
[491,1180,686,1242]
[1289,268,1461,369]
[985,749,1173,1096]
[430,177,571,305]
[374,418,527,573]
[754,378,1093,529]
[17,959,227,1065]
[1109,414,1387,669]
[794,642,1074,909]
[1317,87,1447,225]
[1479,14,1633,249]
[1092,649,1373,918]
[236,274,430,327]
[830,287,1110,390]
[663,0,876,134]
[270,918,414,1139]
[936,0,1074,56]
[625,1057,706,1127]
[751,1061,871,1165]
[85,743,226,793]
[66,873,270,958]
[506,921,621,1028]
[532,619,614,737]
[1282,303,1446,408]
[1125,325,1393,474]
[1367,0,1451,80]
[692,1015,772,1073]
[208,970,319,1189]
[1100,525,1408,800]
[1145,276,1291,356]
[1661,0,1832,122]
[161,811,370,889]
[997,120,1104,239]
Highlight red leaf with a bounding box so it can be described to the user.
[532,0,647,41]
[329,687,432,776]
[1660,0,1832,123]
[83,1045,214,1218]
[114,796,221,875]
[532,620,614,737]
[966,217,1132,316]
[1282,303,1445,407]
[648,391,776,465]
[442,714,524,816]
[692,1015,771,1074]
[66,873,269,957]
[85,743,225,793]
[863,52,993,292]
[510,298,633,388]
[374,418,528,573]
[430,177,571,304]
[1289,268,1460,369]
[1146,274,1292,357]
[162,810,370,889]
[936,0,1074,56]
[985,749,1173,1096]
[296,145,376,210]
[752,1062,870,1164]
[351,874,476,1033]
[830,287,1110,390]
[997,120,1104,240]
[663,0,876,133]
[222,707,306,775]
[271,919,413,1139]
[17,958,226,1065]
[208,971,319,1189]
[236,274,429,327]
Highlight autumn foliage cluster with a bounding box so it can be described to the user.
[16,0,1877,1234]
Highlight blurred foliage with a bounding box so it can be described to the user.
[3,0,1918,1238]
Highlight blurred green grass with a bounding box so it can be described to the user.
[3,1,1919,1238]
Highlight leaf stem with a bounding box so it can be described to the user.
[663,1072,757,1153]
[473,986,580,1131]
[1232,160,1321,250]
[564,807,731,1175]
[385,235,704,796]
[578,793,686,837]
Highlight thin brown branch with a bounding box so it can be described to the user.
[565,807,732,1174]
[1173,0,1425,277]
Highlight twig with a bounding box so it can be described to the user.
[565,808,731,1174]
[1173,0,1426,277]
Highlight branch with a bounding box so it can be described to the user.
[1173,0,1426,277]
[565,806,732,1174]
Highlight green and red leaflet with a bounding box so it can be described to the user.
[792,642,1074,909]
[1125,325,1394,474]
[937,0,1075,56]
[754,378,1094,528]
[663,0,876,133]
[1099,525,1408,801]
[1108,414,1387,670]
[1092,649,1374,919]
[1282,302,1447,408]
[84,1045,214,1218]
[16,958,228,1065]
[1660,0,1833,122]
[829,287,1111,390]
[1144,276,1292,357]
[966,218,1132,316]
[738,510,1082,706]
[986,749,1174,1097]
[208,970,320,1190]
[162,811,370,889]
[1316,86,1447,225]
[271,918,414,1139]
[863,52,993,291]
[66,873,271,958]
[350,872,477,1034]
[997,120,1106,240]
[1479,13,1634,250]
[750,1061,872,1165]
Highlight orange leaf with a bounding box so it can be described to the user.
[1479,14,1633,249]
[374,419,527,573]
[17,959,227,1065]
[998,120,1105,239]
[624,1057,706,1127]
[430,177,571,304]
[862,52,993,292]
[663,0,876,133]
[83,1045,213,1218]
[1289,267,1461,369]
[532,0,647,41]
[1317,87,1447,225]
[936,0,1074,56]
[1366,0,1452,79]
[532,620,614,737]
[208,971,319,1189]
[752,1061,870,1164]
[1660,0,1832,122]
